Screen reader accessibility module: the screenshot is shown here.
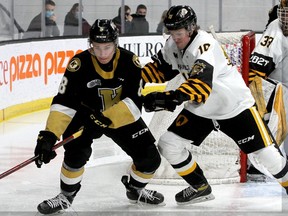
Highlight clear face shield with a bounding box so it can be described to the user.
[277,6,288,36]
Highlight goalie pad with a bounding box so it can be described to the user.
[249,76,288,147]
[249,77,288,177]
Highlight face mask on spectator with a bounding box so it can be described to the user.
[45,11,54,18]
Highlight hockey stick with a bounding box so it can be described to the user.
[0,128,83,180]
[209,25,219,42]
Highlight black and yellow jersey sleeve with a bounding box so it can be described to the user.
[45,108,73,139]
[142,51,179,84]
[177,59,213,103]
[249,52,275,83]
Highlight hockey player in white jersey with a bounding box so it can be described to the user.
[249,0,288,158]
[142,5,288,205]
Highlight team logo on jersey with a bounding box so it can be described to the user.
[87,79,101,88]
[67,58,81,72]
[189,62,206,77]
[176,114,188,126]
[133,55,141,68]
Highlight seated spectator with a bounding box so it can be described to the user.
[130,4,149,35]
[63,3,91,37]
[24,0,60,38]
[156,10,168,34]
[112,5,133,34]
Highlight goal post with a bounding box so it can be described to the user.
[239,31,256,182]
[147,31,256,184]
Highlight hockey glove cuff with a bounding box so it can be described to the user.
[34,130,58,168]
[143,90,189,112]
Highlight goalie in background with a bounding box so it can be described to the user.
[33,19,164,215]
[248,0,288,172]
[142,5,288,205]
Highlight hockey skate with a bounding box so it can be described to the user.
[37,193,74,215]
[175,183,215,205]
[121,175,165,205]
[247,164,269,182]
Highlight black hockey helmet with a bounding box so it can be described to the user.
[278,0,288,36]
[89,19,118,43]
[164,5,197,31]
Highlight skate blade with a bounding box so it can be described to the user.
[176,193,215,205]
[35,210,64,215]
[247,174,271,182]
[36,209,77,216]
[129,200,166,206]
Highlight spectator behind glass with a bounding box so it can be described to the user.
[156,10,168,34]
[24,0,60,38]
[63,3,91,37]
[112,5,133,34]
[130,4,149,35]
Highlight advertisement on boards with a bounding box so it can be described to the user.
[0,35,166,110]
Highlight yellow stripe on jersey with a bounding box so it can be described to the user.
[142,62,165,83]
[91,48,120,79]
[178,161,197,176]
[45,111,72,139]
[102,100,138,129]
[178,78,211,103]
[141,70,150,83]
[193,78,212,91]
[249,69,266,82]
[249,106,272,147]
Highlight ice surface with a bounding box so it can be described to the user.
[0,110,287,216]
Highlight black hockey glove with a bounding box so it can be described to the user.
[143,90,188,112]
[80,103,112,131]
[34,130,58,168]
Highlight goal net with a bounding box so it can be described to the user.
[149,31,256,185]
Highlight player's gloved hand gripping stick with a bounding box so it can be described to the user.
[0,129,83,179]
[143,90,189,112]
[34,130,58,168]
[80,102,112,129]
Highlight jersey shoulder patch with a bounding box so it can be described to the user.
[190,61,206,76]
[132,55,141,68]
[67,57,81,72]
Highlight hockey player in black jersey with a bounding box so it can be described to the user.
[34,19,164,214]
[142,5,288,205]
